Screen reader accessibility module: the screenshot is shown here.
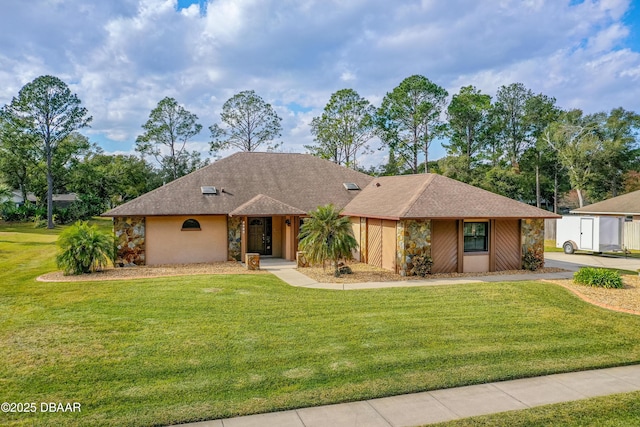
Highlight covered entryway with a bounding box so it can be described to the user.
[247,217,272,255]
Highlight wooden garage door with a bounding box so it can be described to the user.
[495,220,521,271]
[431,220,458,273]
[367,219,383,268]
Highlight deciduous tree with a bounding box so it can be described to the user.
[544,110,602,207]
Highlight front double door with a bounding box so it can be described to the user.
[247,217,272,255]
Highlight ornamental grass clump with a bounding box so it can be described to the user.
[573,267,623,289]
[56,221,115,275]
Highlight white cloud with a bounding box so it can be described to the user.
[0,0,640,167]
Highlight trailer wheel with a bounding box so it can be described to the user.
[563,242,575,254]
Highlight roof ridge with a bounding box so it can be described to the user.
[399,174,436,218]
[229,193,306,216]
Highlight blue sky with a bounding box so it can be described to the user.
[1,0,640,167]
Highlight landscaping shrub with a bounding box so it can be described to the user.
[0,203,45,222]
[522,247,544,271]
[573,267,624,289]
[56,221,115,275]
[409,254,433,277]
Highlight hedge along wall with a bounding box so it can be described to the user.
[114,216,145,266]
[521,218,544,270]
[228,216,242,261]
[397,219,432,276]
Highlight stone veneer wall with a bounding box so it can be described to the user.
[397,219,431,276]
[114,216,146,266]
[228,216,242,261]
[521,218,544,270]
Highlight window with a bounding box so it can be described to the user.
[343,182,360,190]
[464,222,488,252]
[182,219,201,230]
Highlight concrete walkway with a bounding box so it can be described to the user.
[544,251,640,272]
[258,257,574,290]
[170,364,640,427]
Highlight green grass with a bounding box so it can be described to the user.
[544,239,563,252]
[430,391,640,427]
[2,225,640,426]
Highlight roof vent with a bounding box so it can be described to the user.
[201,186,217,195]
[343,182,360,190]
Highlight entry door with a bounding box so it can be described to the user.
[580,218,594,250]
[248,217,272,255]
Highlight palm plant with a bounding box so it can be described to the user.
[298,204,358,277]
[0,183,13,206]
[56,221,114,275]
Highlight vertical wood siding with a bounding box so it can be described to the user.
[382,220,397,271]
[495,219,521,271]
[431,220,458,273]
[367,219,383,268]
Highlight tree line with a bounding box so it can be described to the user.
[308,77,640,213]
[1,74,638,228]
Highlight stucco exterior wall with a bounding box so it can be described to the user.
[521,218,545,270]
[397,219,431,276]
[114,216,146,266]
[146,215,227,265]
[463,254,490,273]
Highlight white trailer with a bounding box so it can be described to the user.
[556,215,624,254]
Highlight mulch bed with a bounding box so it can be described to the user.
[299,262,566,284]
[37,261,268,282]
[544,275,640,315]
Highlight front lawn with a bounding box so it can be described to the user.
[431,391,640,427]
[2,226,640,426]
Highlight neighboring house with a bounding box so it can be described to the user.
[2,191,77,208]
[4,190,37,207]
[571,190,640,220]
[570,189,640,251]
[102,152,558,275]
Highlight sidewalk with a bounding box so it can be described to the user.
[171,364,640,427]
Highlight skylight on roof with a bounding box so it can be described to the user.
[343,182,360,190]
[201,186,217,195]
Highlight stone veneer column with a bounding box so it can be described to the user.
[114,216,146,266]
[397,219,431,276]
[521,219,544,270]
[227,216,242,261]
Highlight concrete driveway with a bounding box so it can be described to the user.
[545,251,640,272]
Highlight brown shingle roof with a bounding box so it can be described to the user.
[229,194,306,216]
[571,190,640,215]
[103,152,373,217]
[342,174,559,219]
